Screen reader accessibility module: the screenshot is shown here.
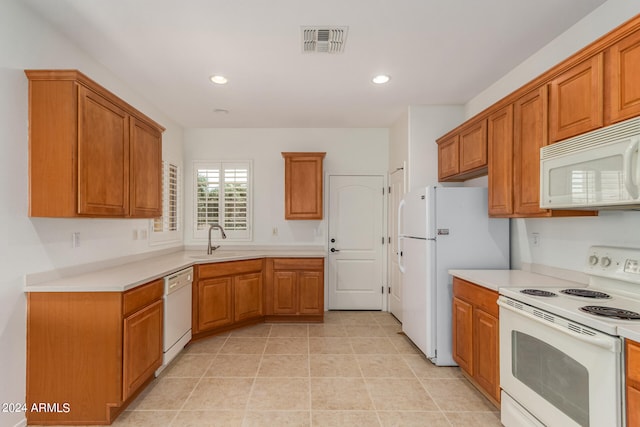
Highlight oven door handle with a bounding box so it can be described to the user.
[497,299,620,353]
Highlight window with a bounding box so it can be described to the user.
[194,161,252,241]
[150,162,181,244]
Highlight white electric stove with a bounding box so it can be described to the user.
[499,246,640,427]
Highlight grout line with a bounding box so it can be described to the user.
[240,324,270,426]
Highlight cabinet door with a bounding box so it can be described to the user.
[234,272,263,322]
[488,105,514,216]
[298,270,323,314]
[513,87,549,216]
[282,153,325,219]
[474,309,500,403]
[197,277,233,331]
[122,299,163,401]
[607,29,640,124]
[438,135,460,180]
[77,86,129,216]
[628,340,640,427]
[549,54,604,142]
[452,297,473,375]
[130,117,162,218]
[272,271,297,314]
[459,120,487,173]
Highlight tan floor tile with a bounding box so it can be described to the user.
[308,324,348,337]
[445,411,502,426]
[258,354,309,377]
[111,410,176,426]
[310,377,374,410]
[322,311,344,324]
[402,354,463,379]
[308,337,353,354]
[268,324,309,337]
[248,378,310,410]
[243,411,311,427]
[183,378,254,411]
[421,378,496,411]
[161,354,214,378]
[264,337,308,354]
[356,354,416,378]
[128,377,198,410]
[377,411,450,427]
[309,354,362,377]
[170,410,244,426]
[345,325,387,337]
[388,335,421,354]
[366,378,438,411]
[205,354,261,377]
[228,323,271,337]
[381,325,404,336]
[312,410,381,426]
[218,337,267,354]
[184,336,228,354]
[350,337,398,354]
[338,311,376,325]
[372,313,402,326]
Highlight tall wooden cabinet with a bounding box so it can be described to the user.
[26,70,163,218]
[26,279,163,425]
[627,339,640,427]
[452,277,500,406]
[282,152,325,219]
[487,105,514,216]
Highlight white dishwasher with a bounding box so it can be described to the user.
[156,266,193,375]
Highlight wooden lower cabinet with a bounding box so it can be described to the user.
[197,277,234,331]
[452,277,500,406]
[234,272,263,322]
[266,258,324,321]
[627,339,640,427]
[26,279,163,425]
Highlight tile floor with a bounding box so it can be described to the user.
[43,311,502,426]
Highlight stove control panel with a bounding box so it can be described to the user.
[586,246,640,284]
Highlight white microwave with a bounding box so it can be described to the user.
[540,116,640,210]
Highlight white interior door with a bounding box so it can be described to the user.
[387,168,404,321]
[328,175,385,310]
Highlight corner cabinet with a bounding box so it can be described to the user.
[452,277,500,407]
[627,339,640,427]
[265,258,325,322]
[282,152,325,219]
[26,279,164,425]
[26,70,163,218]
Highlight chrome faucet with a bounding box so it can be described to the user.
[207,223,227,254]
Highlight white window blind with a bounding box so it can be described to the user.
[194,161,251,240]
[151,162,181,243]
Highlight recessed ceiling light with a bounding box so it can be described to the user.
[210,75,228,85]
[372,74,391,84]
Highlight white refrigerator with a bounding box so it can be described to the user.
[398,186,509,366]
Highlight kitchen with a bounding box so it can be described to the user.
[3,0,640,426]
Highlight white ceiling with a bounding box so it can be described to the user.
[23,0,608,128]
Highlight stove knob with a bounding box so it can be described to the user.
[601,256,612,267]
[589,255,599,266]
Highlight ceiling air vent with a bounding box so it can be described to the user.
[302,26,348,53]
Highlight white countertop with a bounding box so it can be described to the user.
[448,269,584,292]
[25,249,326,293]
[619,325,640,343]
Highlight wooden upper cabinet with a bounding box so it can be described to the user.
[282,152,325,220]
[549,53,604,143]
[487,105,514,217]
[607,29,640,124]
[26,70,164,218]
[437,119,487,182]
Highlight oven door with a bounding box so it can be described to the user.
[498,297,622,427]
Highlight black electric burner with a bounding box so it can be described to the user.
[561,288,611,299]
[580,306,640,320]
[520,289,557,297]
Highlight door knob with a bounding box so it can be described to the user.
[330,248,340,253]
[330,238,336,243]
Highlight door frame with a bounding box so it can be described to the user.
[387,162,406,319]
[325,172,388,311]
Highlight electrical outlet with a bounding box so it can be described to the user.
[139,228,148,240]
[531,232,540,247]
[272,227,278,236]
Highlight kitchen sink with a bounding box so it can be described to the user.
[189,252,246,259]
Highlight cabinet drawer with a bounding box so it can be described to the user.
[453,277,498,318]
[123,279,163,316]
[272,258,324,270]
[198,259,264,279]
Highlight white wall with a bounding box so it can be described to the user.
[0,2,184,425]
[183,128,388,247]
[464,0,640,271]
[389,109,409,173]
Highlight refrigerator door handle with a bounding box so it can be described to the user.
[398,199,406,273]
